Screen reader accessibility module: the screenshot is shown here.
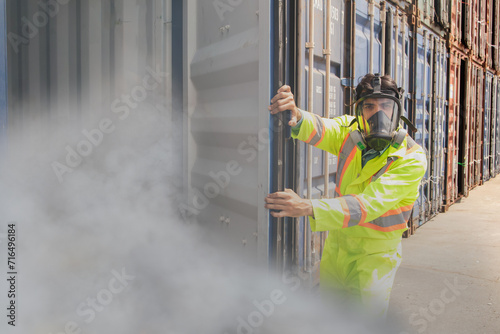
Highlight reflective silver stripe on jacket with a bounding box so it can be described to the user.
[370,208,412,229]
[307,113,325,146]
[343,195,365,227]
[335,133,357,197]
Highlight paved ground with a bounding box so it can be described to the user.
[388,176,500,334]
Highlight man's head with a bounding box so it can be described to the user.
[354,74,403,151]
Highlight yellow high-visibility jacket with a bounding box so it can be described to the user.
[292,110,427,315]
[292,111,427,239]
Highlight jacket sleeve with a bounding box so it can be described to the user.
[308,146,427,232]
[291,110,353,156]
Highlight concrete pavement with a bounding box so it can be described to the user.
[388,175,500,334]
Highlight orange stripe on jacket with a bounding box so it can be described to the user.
[353,195,368,224]
[305,128,318,144]
[339,148,357,188]
[315,118,326,146]
[340,199,351,228]
[339,135,350,154]
[359,221,407,232]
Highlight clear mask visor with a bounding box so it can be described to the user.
[356,97,400,137]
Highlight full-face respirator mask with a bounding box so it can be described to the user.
[352,74,415,151]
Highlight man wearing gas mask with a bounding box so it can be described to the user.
[265,73,427,318]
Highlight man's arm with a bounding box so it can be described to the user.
[290,111,353,156]
[268,85,353,156]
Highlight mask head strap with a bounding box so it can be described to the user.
[371,73,382,94]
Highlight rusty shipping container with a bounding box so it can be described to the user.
[444,48,466,209]
[466,61,485,190]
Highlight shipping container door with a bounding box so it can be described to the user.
[295,0,344,285]
[184,0,271,265]
[0,0,6,148]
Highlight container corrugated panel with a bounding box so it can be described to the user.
[295,0,344,284]
[483,71,494,182]
[185,1,271,265]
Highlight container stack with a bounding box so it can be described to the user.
[405,0,500,233]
